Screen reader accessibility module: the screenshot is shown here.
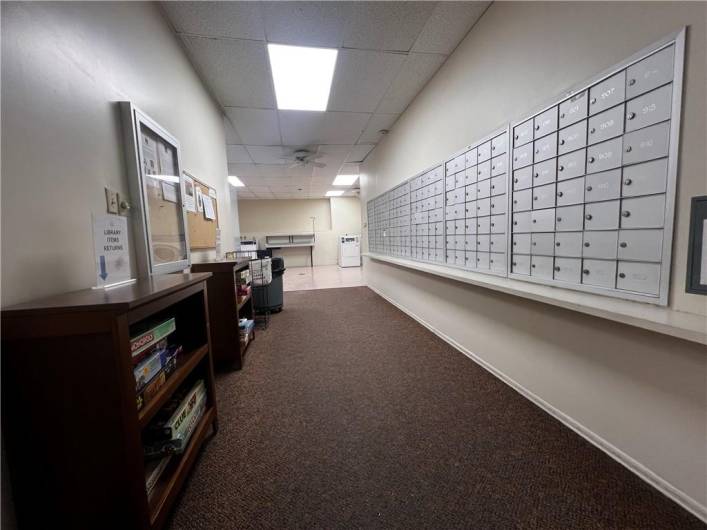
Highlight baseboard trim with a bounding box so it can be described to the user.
[367,284,707,524]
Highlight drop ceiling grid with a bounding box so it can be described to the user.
[161,1,489,197]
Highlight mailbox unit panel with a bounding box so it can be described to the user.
[508,31,683,305]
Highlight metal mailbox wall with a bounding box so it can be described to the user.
[366,29,684,306]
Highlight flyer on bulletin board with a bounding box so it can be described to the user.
[182,172,196,212]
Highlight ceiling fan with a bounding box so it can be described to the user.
[281,148,326,169]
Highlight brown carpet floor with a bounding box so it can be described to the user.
[168,286,704,530]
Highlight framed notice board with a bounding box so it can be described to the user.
[184,172,219,249]
[686,195,707,294]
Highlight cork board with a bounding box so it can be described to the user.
[187,175,219,249]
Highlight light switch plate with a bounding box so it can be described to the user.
[105,187,119,214]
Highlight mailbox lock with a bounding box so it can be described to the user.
[560,139,566,145]
[492,146,496,151]
[622,210,631,217]
[532,242,537,246]
[586,185,593,191]
[514,134,519,140]
[557,191,563,197]
[625,146,632,152]
[535,124,540,130]
[534,172,539,178]
[627,112,636,120]
[534,196,538,200]
[512,261,517,266]
[620,242,627,248]
[513,241,517,246]
[514,178,519,183]
[492,166,495,170]
[535,149,540,155]
[585,214,593,220]
[559,165,565,171]
[514,157,518,161]
[555,242,561,247]
[628,78,636,86]
[583,269,590,275]
[554,266,561,271]
[514,221,518,225]
[532,219,537,223]
[556,217,562,222]
[618,272,626,279]
[588,156,595,163]
[561,112,566,118]
[590,97,597,104]
[590,127,596,134]
[513,200,518,204]
[584,242,590,247]
[531,264,536,268]
[491,222,494,227]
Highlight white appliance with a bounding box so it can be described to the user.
[339,234,361,267]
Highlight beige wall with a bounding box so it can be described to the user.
[362,1,707,519]
[0,1,240,307]
[238,197,361,267]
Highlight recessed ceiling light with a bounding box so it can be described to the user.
[268,44,338,111]
[326,190,345,197]
[228,176,245,187]
[332,174,359,186]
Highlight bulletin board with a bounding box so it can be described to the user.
[186,173,219,249]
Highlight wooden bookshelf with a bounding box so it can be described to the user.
[1,273,218,530]
[191,259,255,369]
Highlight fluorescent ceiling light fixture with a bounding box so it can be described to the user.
[228,176,245,187]
[333,174,359,186]
[326,190,345,197]
[268,44,338,111]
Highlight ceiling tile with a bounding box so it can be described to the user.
[227,163,258,175]
[328,50,406,113]
[262,1,351,47]
[225,108,281,145]
[162,2,266,40]
[226,145,252,164]
[346,144,375,163]
[279,111,369,145]
[237,191,256,199]
[358,113,399,143]
[223,116,242,144]
[253,164,287,177]
[181,36,275,108]
[343,2,436,52]
[239,174,266,184]
[376,52,447,114]
[412,2,489,54]
[245,146,287,164]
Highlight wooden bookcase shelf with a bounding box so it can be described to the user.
[191,259,255,369]
[1,273,218,530]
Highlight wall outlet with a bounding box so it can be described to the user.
[105,187,119,214]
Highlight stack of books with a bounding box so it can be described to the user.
[143,380,207,460]
[131,318,181,412]
[239,318,255,346]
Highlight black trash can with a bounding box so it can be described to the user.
[253,257,285,313]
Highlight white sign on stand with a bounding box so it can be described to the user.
[92,214,133,288]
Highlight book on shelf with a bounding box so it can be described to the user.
[144,454,172,499]
[134,344,181,392]
[143,380,207,459]
[130,318,176,363]
[136,347,181,412]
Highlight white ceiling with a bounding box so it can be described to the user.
[161,1,490,199]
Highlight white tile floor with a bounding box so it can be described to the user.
[283,265,365,292]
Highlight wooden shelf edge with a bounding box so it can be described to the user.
[138,344,209,429]
[148,405,216,528]
[236,294,251,312]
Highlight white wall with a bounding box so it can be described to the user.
[0,1,239,306]
[238,197,361,267]
[361,1,707,519]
